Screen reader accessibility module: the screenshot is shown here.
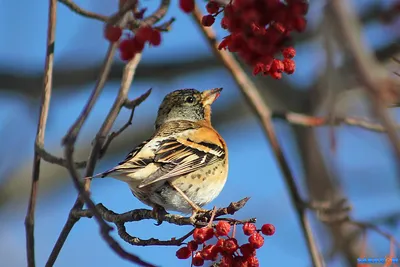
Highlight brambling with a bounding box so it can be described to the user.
[90,88,228,221]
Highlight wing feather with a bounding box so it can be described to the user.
[137,135,225,188]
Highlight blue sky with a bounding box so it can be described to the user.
[1,0,400,266]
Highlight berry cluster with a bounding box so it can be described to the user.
[103,9,162,61]
[176,221,275,266]
[179,0,308,79]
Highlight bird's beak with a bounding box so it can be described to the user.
[201,88,223,106]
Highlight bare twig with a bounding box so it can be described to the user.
[48,0,171,263]
[192,6,324,267]
[46,5,132,265]
[99,88,152,158]
[60,54,156,267]
[25,1,57,266]
[272,111,399,132]
[349,221,400,249]
[35,144,86,168]
[58,0,108,22]
[327,1,400,166]
[72,198,252,246]
[46,42,119,267]
[306,199,400,250]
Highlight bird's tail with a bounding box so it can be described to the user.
[83,169,114,180]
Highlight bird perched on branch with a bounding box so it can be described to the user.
[89,88,228,222]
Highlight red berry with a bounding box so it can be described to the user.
[292,16,307,32]
[242,223,257,236]
[216,221,231,236]
[221,17,229,29]
[270,71,282,79]
[240,243,256,257]
[136,26,153,43]
[200,245,218,260]
[206,1,219,14]
[119,39,135,61]
[282,47,296,58]
[192,252,204,266]
[271,59,284,73]
[233,256,247,267]
[222,238,238,253]
[131,37,145,53]
[248,233,264,249]
[215,238,225,248]
[283,58,295,74]
[104,25,122,42]
[179,0,194,13]
[187,240,198,251]
[288,1,309,16]
[193,227,214,244]
[261,223,276,236]
[203,227,214,241]
[149,29,161,46]
[247,256,260,267]
[220,255,234,267]
[176,246,191,259]
[253,63,265,76]
[201,15,215,27]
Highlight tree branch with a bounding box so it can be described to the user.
[99,88,152,158]
[24,1,57,266]
[72,198,253,246]
[47,0,171,265]
[272,111,399,132]
[58,0,108,22]
[191,6,324,267]
[327,1,400,170]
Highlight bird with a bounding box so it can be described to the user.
[89,88,228,222]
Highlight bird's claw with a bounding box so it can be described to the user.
[152,205,167,226]
[189,208,208,225]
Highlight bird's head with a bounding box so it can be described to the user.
[155,88,223,129]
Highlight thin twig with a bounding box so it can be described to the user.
[63,54,156,267]
[191,6,324,267]
[48,0,170,265]
[99,88,152,158]
[327,1,400,167]
[272,111,398,132]
[349,221,400,249]
[58,0,108,22]
[35,144,86,168]
[46,42,119,267]
[72,198,252,246]
[25,1,57,266]
[74,197,250,225]
[46,7,128,265]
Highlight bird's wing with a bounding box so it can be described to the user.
[90,139,151,178]
[137,127,226,188]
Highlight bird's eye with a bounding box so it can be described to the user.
[185,96,195,103]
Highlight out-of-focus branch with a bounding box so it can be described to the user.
[24,1,57,266]
[192,6,324,267]
[35,144,87,168]
[308,199,400,250]
[62,53,156,267]
[58,0,108,22]
[327,1,400,166]
[47,1,171,265]
[272,111,399,132]
[46,41,119,267]
[73,198,253,246]
[99,88,152,158]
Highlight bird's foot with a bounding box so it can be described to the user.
[189,207,208,225]
[151,205,168,226]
